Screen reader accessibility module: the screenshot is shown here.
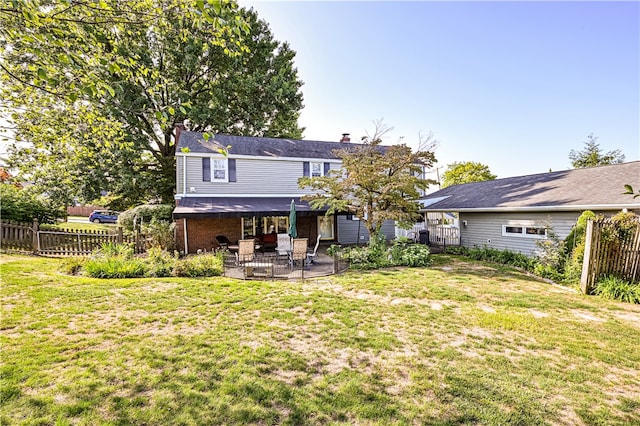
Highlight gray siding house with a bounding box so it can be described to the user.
[173,129,395,253]
[420,161,640,256]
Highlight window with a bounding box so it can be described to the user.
[303,161,330,177]
[243,216,289,238]
[213,159,226,180]
[202,157,229,182]
[311,162,323,177]
[502,224,546,239]
[318,216,335,240]
[504,226,523,235]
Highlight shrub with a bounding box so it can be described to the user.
[83,242,147,278]
[390,243,431,267]
[563,211,599,283]
[444,246,469,256]
[0,184,65,224]
[146,246,177,277]
[118,204,174,232]
[594,276,640,304]
[450,245,537,272]
[61,257,86,275]
[331,235,432,270]
[144,219,176,251]
[172,252,224,277]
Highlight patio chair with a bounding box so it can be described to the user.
[290,238,308,269]
[307,234,321,265]
[276,233,291,256]
[236,239,256,264]
[215,235,232,250]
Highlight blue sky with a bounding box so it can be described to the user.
[240,1,639,179]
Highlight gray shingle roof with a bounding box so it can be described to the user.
[177,131,363,159]
[421,161,640,212]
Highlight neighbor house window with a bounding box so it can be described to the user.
[202,157,228,182]
[502,224,546,238]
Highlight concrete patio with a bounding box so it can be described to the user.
[222,245,342,280]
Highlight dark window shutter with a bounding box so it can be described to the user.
[323,162,330,175]
[202,158,211,182]
[228,159,236,182]
[303,161,310,177]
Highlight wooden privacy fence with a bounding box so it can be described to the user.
[580,217,640,294]
[1,220,146,256]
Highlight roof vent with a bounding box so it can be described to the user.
[340,133,351,143]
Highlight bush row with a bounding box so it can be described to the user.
[64,244,223,278]
[330,234,432,270]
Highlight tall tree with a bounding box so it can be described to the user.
[440,161,497,188]
[1,1,304,205]
[568,133,625,169]
[299,121,437,238]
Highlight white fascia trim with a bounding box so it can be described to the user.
[180,152,342,164]
[175,193,313,200]
[420,196,451,208]
[421,204,640,213]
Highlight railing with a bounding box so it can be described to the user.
[426,225,460,246]
[219,248,349,280]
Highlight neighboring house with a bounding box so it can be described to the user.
[419,161,640,256]
[172,129,396,253]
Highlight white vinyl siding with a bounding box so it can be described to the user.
[177,156,339,196]
[458,212,580,256]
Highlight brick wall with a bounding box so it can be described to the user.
[176,215,321,254]
[175,217,241,253]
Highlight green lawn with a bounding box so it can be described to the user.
[53,218,117,233]
[1,254,639,425]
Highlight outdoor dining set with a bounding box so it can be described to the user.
[215,233,321,278]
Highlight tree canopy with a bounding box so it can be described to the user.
[440,161,497,188]
[299,122,437,239]
[1,0,304,207]
[568,133,625,169]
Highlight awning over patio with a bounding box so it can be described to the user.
[173,197,327,219]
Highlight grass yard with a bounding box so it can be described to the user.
[1,254,639,425]
[53,218,116,233]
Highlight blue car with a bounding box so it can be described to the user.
[89,210,119,224]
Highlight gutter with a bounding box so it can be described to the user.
[421,204,640,213]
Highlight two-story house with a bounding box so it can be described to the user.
[173,129,397,253]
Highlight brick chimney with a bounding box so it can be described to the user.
[175,122,186,144]
[340,133,351,143]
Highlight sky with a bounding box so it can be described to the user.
[240,0,640,180]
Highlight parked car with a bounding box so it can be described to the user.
[89,210,119,224]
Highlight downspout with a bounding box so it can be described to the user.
[182,154,187,196]
[183,219,189,254]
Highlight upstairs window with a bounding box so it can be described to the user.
[303,161,331,177]
[311,162,323,177]
[203,157,235,182]
[213,159,227,180]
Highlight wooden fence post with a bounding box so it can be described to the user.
[31,219,39,254]
[580,219,594,294]
[117,227,123,244]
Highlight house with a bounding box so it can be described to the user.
[419,161,640,256]
[172,129,396,253]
